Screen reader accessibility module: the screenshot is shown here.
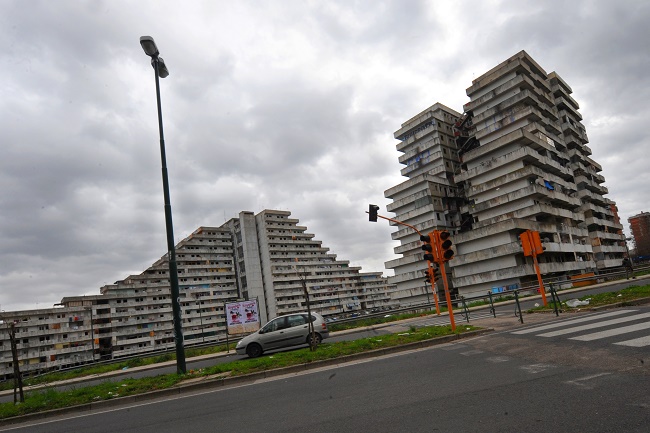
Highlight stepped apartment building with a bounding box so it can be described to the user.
[385,51,626,299]
[1,210,395,379]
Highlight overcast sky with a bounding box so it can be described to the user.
[1,0,648,312]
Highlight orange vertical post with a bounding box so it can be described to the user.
[439,263,456,331]
[531,249,548,306]
[433,230,456,331]
[523,230,547,306]
[427,264,441,315]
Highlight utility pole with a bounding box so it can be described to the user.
[294,260,316,350]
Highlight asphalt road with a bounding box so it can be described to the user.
[2,305,648,432]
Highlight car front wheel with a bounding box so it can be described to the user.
[307,333,322,347]
[246,343,263,358]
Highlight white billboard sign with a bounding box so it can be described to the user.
[225,299,260,335]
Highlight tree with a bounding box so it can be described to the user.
[1,315,25,403]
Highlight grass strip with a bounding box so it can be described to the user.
[527,283,650,312]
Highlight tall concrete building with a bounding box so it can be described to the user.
[1,210,395,379]
[385,51,625,298]
[384,103,463,305]
[629,211,650,258]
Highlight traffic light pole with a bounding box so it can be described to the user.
[439,264,456,331]
[425,262,441,315]
[531,252,547,306]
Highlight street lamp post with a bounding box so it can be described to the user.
[194,292,205,343]
[139,36,186,374]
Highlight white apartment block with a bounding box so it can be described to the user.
[1,210,395,380]
[230,210,394,324]
[385,51,625,299]
[0,304,98,380]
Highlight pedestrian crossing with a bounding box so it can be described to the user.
[511,309,650,348]
[417,310,506,327]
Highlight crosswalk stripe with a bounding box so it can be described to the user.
[423,311,503,325]
[570,321,650,341]
[537,312,650,337]
[511,310,633,335]
[614,335,650,347]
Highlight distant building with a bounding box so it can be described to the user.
[629,211,650,258]
[1,210,396,379]
[384,51,626,299]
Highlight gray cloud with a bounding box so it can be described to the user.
[0,0,647,312]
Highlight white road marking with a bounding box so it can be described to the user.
[570,321,650,341]
[486,356,510,363]
[614,335,650,347]
[520,363,555,374]
[511,310,633,334]
[537,312,650,337]
[459,350,484,356]
[565,372,612,389]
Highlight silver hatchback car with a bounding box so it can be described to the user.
[236,312,330,358]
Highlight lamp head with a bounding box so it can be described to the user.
[140,36,159,58]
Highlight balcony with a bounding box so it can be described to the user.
[457,134,572,182]
[592,244,626,254]
[577,189,608,206]
[580,202,613,217]
[596,258,623,269]
[561,121,589,143]
[454,259,594,289]
[589,230,625,241]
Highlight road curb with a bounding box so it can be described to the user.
[0,328,492,427]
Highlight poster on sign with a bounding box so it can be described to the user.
[225,300,260,335]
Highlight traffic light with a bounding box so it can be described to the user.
[520,232,533,257]
[438,230,454,261]
[423,268,433,284]
[420,232,437,262]
[368,204,380,222]
[431,265,440,282]
[423,266,439,284]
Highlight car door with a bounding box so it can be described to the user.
[257,316,291,350]
[284,314,309,346]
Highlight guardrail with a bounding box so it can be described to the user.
[456,264,649,324]
[333,264,649,328]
